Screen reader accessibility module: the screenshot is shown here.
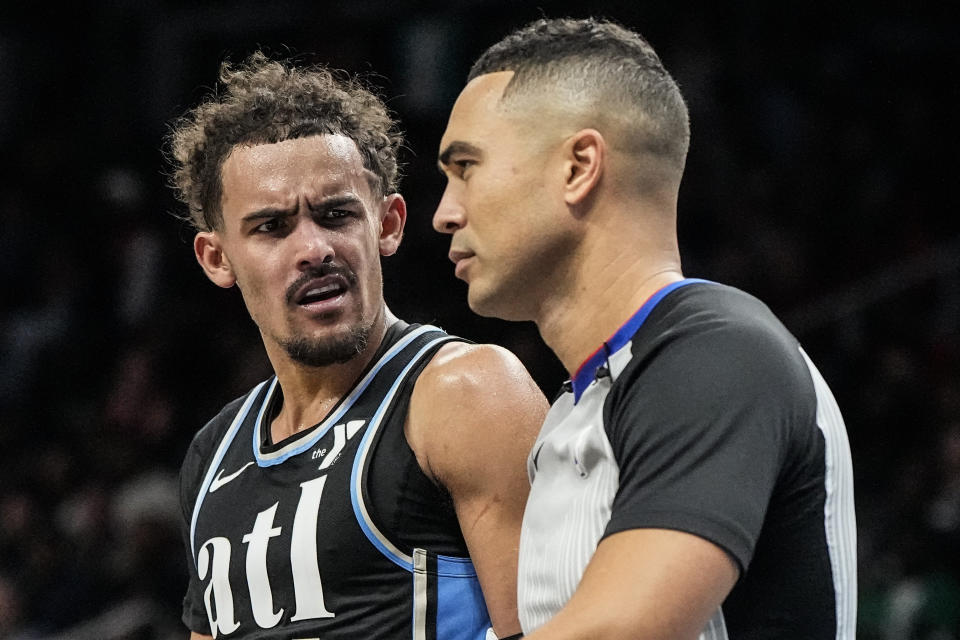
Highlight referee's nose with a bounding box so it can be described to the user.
[432,184,465,235]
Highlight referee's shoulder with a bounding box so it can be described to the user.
[668,282,793,343]
[661,284,811,394]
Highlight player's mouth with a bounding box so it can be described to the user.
[288,270,355,313]
[300,280,346,304]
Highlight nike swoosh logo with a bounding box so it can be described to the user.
[209,461,255,493]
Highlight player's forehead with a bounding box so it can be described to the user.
[439,71,515,151]
[223,134,366,183]
[221,135,375,216]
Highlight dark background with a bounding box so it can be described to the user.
[1,2,957,638]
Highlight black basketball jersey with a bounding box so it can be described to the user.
[179,322,493,639]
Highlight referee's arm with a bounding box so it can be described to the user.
[522,527,738,640]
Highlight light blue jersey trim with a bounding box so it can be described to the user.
[434,554,478,577]
[413,551,489,640]
[253,324,439,466]
[189,379,269,564]
[350,333,453,570]
[435,560,490,640]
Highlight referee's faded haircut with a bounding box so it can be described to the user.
[468,17,690,174]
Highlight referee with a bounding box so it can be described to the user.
[434,17,857,639]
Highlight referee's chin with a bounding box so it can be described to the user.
[466,287,530,323]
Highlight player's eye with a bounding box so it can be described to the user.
[316,208,358,226]
[254,218,284,234]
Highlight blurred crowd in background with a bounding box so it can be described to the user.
[0,2,957,638]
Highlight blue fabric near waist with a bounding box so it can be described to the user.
[436,554,490,640]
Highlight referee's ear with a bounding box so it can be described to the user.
[194,231,237,289]
[562,127,605,210]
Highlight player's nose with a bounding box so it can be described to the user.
[292,218,336,269]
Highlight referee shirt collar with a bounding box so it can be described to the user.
[567,278,712,403]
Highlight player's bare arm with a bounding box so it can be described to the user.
[523,528,739,640]
[406,342,549,638]
[189,633,213,640]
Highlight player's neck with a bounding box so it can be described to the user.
[536,247,682,376]
[267,310,393,442]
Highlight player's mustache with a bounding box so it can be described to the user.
[285,263,359,305]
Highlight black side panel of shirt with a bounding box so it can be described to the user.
[601,283,837,637]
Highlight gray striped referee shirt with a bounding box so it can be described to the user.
[518,280,857,638]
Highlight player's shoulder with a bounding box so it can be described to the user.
[417,341,534,396]
[407,340,547,488]
[410,340,546,426]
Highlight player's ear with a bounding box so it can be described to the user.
[379,193,407,257]
[562,128,605,207]
[194,231,237,288]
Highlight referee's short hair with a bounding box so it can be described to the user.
[469,17,690,175]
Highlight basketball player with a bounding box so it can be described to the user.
[168,53,546,639]
[433,18,857,639]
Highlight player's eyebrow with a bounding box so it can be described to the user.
[240,205,296,224]
[438,141,483,171]
[240,194,364,224]
[306,194,364,212]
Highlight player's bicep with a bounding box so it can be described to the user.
[408,342,548,637]
[448,478,528,637]
[189,632,213,640]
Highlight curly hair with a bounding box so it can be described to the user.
[468,17,689,172]
[168,52,403,232]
